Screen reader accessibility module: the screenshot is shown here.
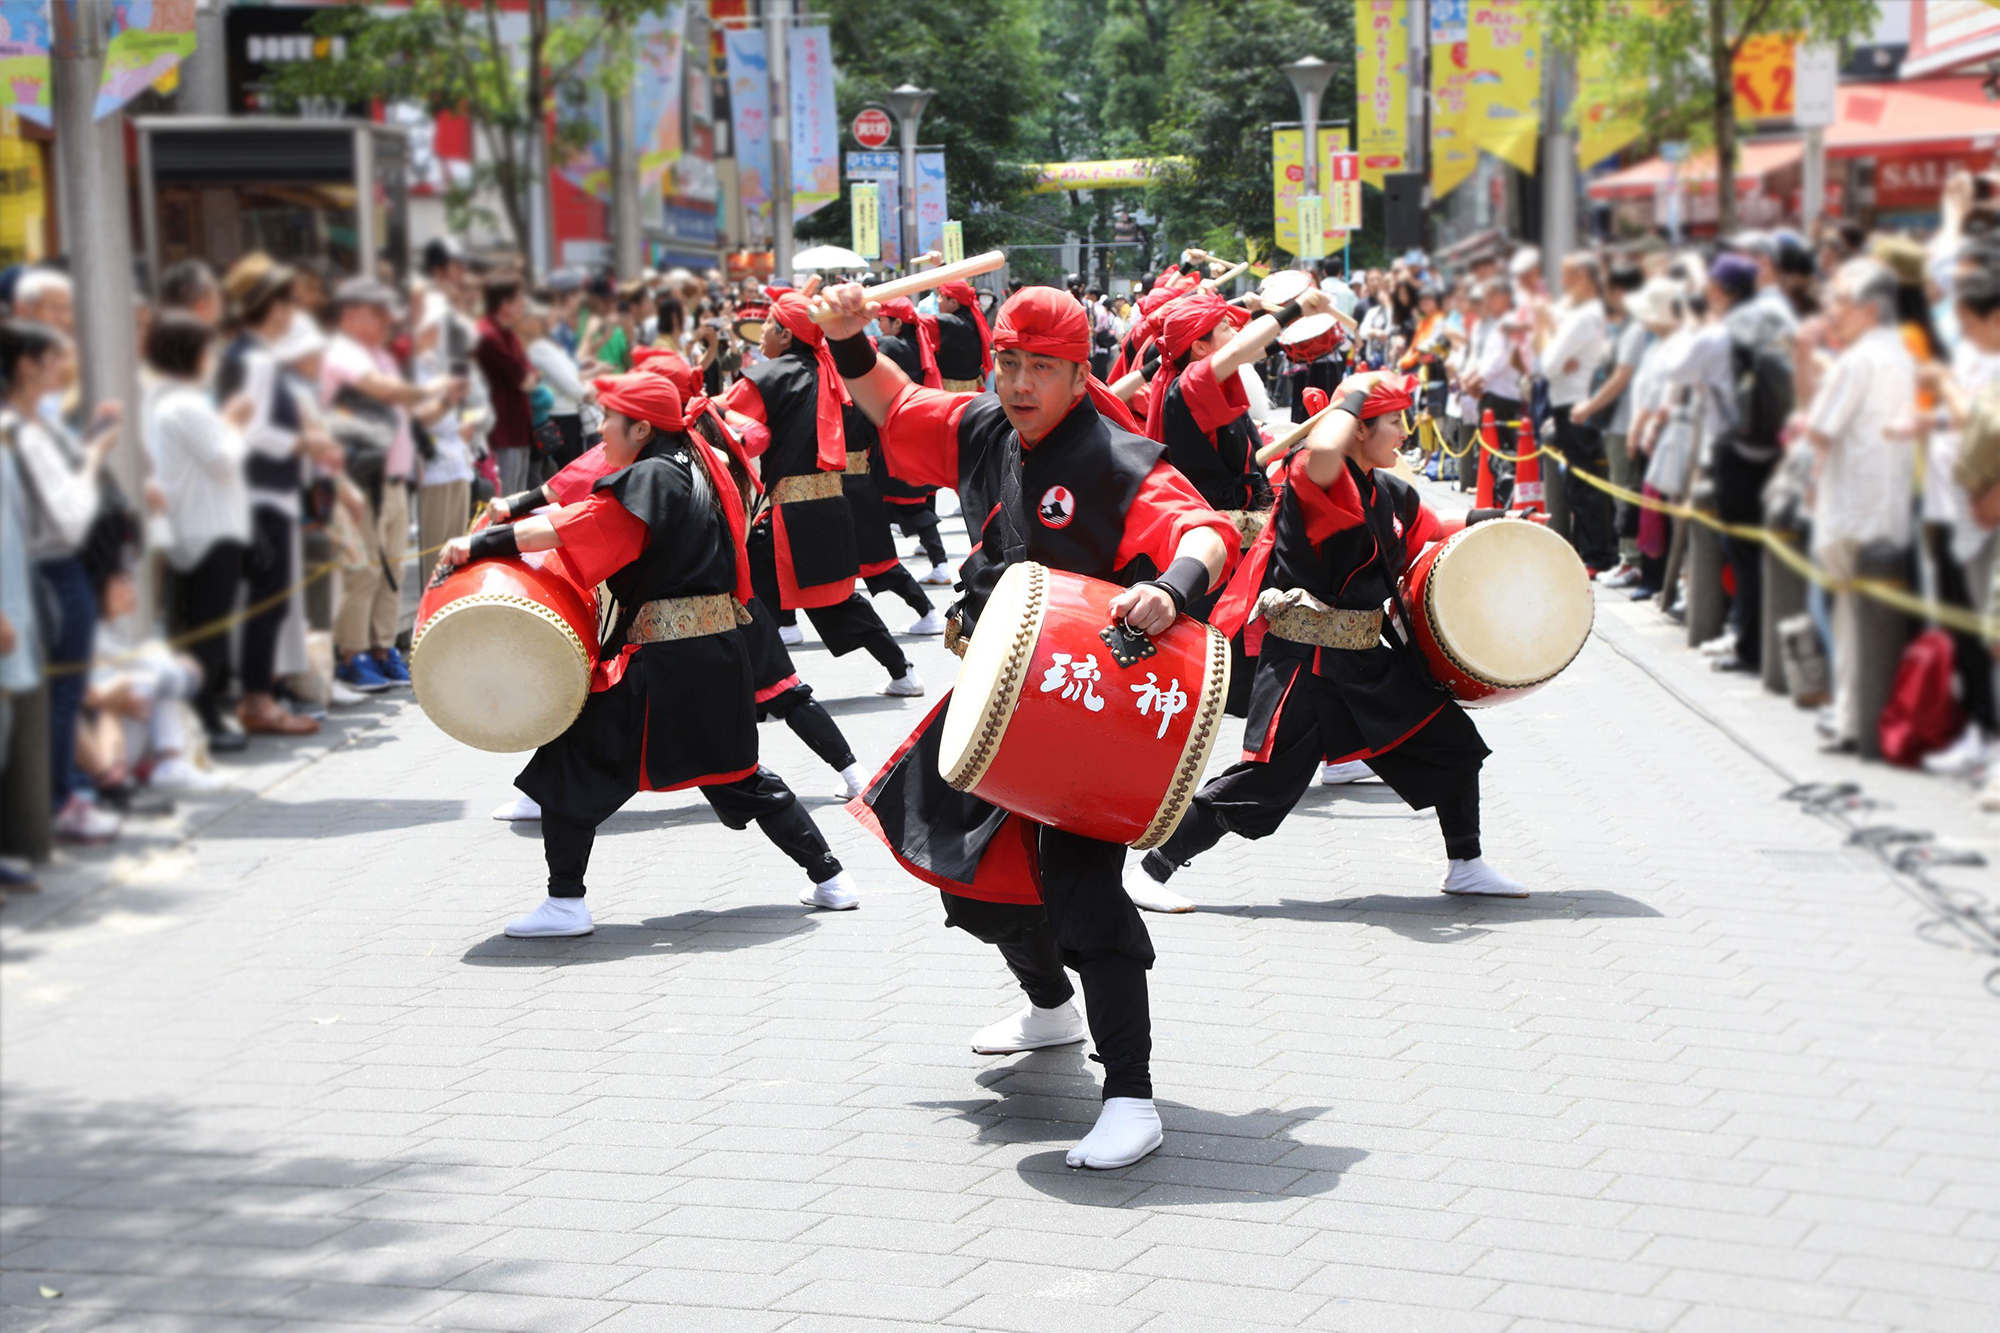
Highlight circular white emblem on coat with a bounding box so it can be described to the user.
[1038,485,1075,529]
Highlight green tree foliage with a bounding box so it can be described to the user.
[1546,0,1879,232]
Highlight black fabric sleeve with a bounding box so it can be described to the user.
[827,332,879,379]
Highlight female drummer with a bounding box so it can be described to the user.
[1125,372,1528,909]
[817,280,1238,1171]
[437,372,861,939]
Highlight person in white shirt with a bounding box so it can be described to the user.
[147,313,255,747]
[1804,259,1918,752]
[521,301,597,468]
[1461,279,1535,505]
[1542,255,1614,570]
[413,304,479,589]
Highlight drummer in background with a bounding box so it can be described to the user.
[720,292,925,697]
[1125,372,1530,910]
[816,280,1237,1171]
[932,279,993,392]
[483,348,874,816]
[436,373,862,939]
[874,298,955,588]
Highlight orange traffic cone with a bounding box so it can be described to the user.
[1512,414,1546,514]
[1475,409,1497,509]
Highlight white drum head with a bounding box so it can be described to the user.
[1428,521,1594,687]
[939,561,1047,789]
[1259,270,1312,305]
[1279,312,1337,346]
[411,600,591,753]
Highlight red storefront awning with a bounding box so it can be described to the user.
[1588,140,1803,202]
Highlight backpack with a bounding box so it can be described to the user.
[1727,332,1794,462]
[1877,627,1965,767]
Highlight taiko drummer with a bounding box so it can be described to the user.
[436,372,862,940]
[1126,372,1529,909]
[817,281,1237,1170]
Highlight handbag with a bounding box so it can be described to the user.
[326,385,399,496]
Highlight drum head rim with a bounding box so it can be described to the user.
[1278,312,1337,345]
[939,562,1049,791]
[410,591,592,753]
[1423,521,1595,691]
[1258,270,1312,305]
[1131,622,1233,851]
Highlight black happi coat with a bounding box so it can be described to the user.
[517,441,757,819]
[873,334,936,506]
[839,404,902,576]
[1161,371,1272,515]
[744,348,858,602]
[1244,457,1479,765]
[862,395,1164,900]
[934,310,985,382]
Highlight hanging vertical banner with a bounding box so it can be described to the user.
[914,150,946,258]
[1576,47,1644,171]
[1468,0,1541,176]
[1327,152,1363,231]
[1732,33,1796,123]
[725,26,774,234]
[0,126,46,266]
[1429,0,1475,197]
[1297,195,1326,260]
[941,220,963,266]
[633,3,688,200]
[0,2,51,128]
[96,0,198,120]
[1272,126,1353,257]
[1354,0,1409,188]
[851,182,880,259]
[843,152,901,266]
[788,24,839,221]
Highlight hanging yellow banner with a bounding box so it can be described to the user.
[1576,47,1644,171]
[1298,195,1326,261]
[1468,0,1542,176]
[1354,0,1409,188]
[1272,126,1354,258]
[1732,33,1796,123]
[851,182,880,260]
[1025,158,1190,193]
[1429,6,1477,197]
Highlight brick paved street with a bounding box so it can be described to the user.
[5,485,1999,1333]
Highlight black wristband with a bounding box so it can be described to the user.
[1273,300,1305,329]
[499,489,540,516]
[469,524,520,562]
[1146,555,1210,617]
[827,331,879,379]
[1338,389,1369,418]
[1179,260,1201,276]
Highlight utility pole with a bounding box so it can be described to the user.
[51,0,144,528]
[1540,52,1576,285]
[178,0,230,117]
[767,0,795,284]
[882,84,934,274]
[1281,56,1334,272]
[608,44,644,278]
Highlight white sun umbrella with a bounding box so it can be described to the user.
[790,244,870,277]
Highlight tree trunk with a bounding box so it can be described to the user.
[1710,0,1737,234]
[526,0,548,282]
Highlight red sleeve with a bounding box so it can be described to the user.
[877,383,971,491]
[721,377,772,457]
[544,443,611,506]
[1404,503,1444,561]
[549,492,650,588]
[1179,358,1249,437]
[1285,450,1367,546]
[1114,460,1241,589]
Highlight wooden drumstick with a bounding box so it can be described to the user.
[1253,401,1339,466]
[807,250,1008,324]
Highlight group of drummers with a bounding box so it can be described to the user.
[431,251,1580,1171]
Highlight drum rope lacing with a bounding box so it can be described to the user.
[944,563,1046,793]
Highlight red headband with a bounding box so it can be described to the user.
[594,372,686,433]
[877,297,941,389]
[938,279,993,376]
[631,346,702,399]
[1145,294,1250,442]
[1334,372,1420,420]
[988,287,1144,434]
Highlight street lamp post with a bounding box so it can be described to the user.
[882,84,934,273]
[1281,55,1334,271]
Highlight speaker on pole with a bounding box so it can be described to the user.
[1383,172,1426,254]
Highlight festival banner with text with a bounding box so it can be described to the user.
[724,26,773,234]
[1468,0,1541,176]
[844,152,901,267]
[1272,126,1353,257]
[1576,47,1644,171]
[1354,0,1409,188]
[787,24,838,221]
[1428,0,1476,197]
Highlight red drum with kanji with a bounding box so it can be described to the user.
[1399,518,1593,707]
[938,561,1231,849]
[410,553,600,752]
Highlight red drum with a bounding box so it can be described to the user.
[938,562,1232,849]
[1279,311,1345,365]
[410,553,600,752]
[1399,518,1593,707]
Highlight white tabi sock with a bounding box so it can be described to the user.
[1066,1097,1163,1169]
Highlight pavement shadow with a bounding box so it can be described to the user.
[817,694,928,717]
[1207,889,1663,944]
[461,903,819,966]
[502,805,717,839]
[196,797,466,838]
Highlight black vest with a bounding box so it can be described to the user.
[877,332,923,383]
[935,311,984,381]
[742,349,826,482]
[218,334,302,495]
[1162,372,1271,512]
[595,440,739,652]
[951,395,1163,638]
[1267,458,1423,613]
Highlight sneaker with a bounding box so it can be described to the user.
[906,607,945,636]
[54,794,121,844]
[800,870,861,910]
[1923,725,1991,778]
[1066,1096,1164,1170]
[1124,858,1196,913]
[492,794,542,821]
[778,623,805,647]
[920,563,955,587]
[150,757,228,793]
[96,783,174,818]
[328,680,370,708]
[878,666,925,697]
[1697,631,1737,658]
[1440,857,1529,897]
[504,896,593,938]
[970,1000,1086,1054]
[375,647,412,686]
[337,652,394,693]
[835,763,866,801]
[0,860,38,893]
[1711,653,1756,674]
[1318,759,1376,785]
[1627,584,1660,601]
[1599,562,1641,589]
[1980,774,2000,811]
[205,717,249,754]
